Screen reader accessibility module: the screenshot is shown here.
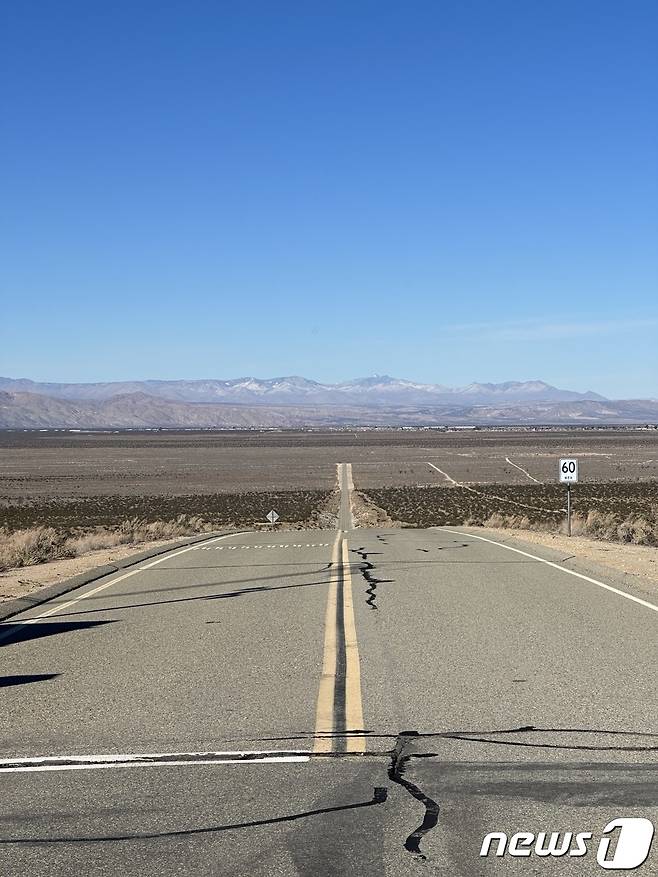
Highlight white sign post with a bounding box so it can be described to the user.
[559,459,578,536]
[266,510,279,528]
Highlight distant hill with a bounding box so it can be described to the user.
[1,387,656,429]
[0,375,608,407]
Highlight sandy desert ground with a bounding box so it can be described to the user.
[1,426,656,544]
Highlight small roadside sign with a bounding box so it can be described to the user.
[559,459,578,483]
[559,459,578,537]
[266,510,279,524]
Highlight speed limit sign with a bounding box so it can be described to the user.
[559,458,578,483]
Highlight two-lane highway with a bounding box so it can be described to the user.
[1,484,657,874]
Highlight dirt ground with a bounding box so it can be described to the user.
[2,430,657,594]
[351,490,398,527]
[351,434,658,487]
[1,429,656,501]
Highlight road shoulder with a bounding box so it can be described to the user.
[0,530,237,622]
[441,525,658,604]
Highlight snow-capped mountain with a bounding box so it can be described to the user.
[0,375,607,406]
[450,380,606,403]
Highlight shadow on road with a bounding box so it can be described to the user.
[49,575,334,616]
[0,620,116,647]
[0,788,388,845]
[0,673,60,687]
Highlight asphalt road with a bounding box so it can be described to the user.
[1,491,657,874]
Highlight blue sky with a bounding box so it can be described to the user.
[2,1,657,398]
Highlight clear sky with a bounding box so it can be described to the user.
[2,1,657,398]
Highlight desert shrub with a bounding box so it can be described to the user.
[1,491,332,533]
[64,514,213,557]
[0,526,62,571]
[64,531,125,555]
[364,486,658,547]
[615,516,654,545]
[0,492,332,571]
[581,510,618,541]
[568,513,588,537]
[481,508,658,546]
[0,515,216,572]
[483,513,534,530]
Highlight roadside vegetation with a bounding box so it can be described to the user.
[474,509,658,545]
[0,490,334,572]
[0,515,214,572]
[362,485,658,547]
[0,490,331,532]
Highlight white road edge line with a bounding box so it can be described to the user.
[0,749,311,764]
[0,757,310,773]
[0,533,241,641]
[0,749,312,773]
[439,527,658,615]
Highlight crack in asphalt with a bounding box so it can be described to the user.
[32,726,648,859]
[293,724,658,861]
[387,731,440,860]
[238,724,658,752]
[350,548,393,610]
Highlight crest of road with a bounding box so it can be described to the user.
[1,462,657,875]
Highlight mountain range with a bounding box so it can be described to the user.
[0,375,606,406]
[0,376,655,428]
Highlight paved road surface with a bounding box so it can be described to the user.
[1,480,657,874]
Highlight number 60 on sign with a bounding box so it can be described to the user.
[559,458,578,483]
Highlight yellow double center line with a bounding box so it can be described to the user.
[314,531,365,753]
